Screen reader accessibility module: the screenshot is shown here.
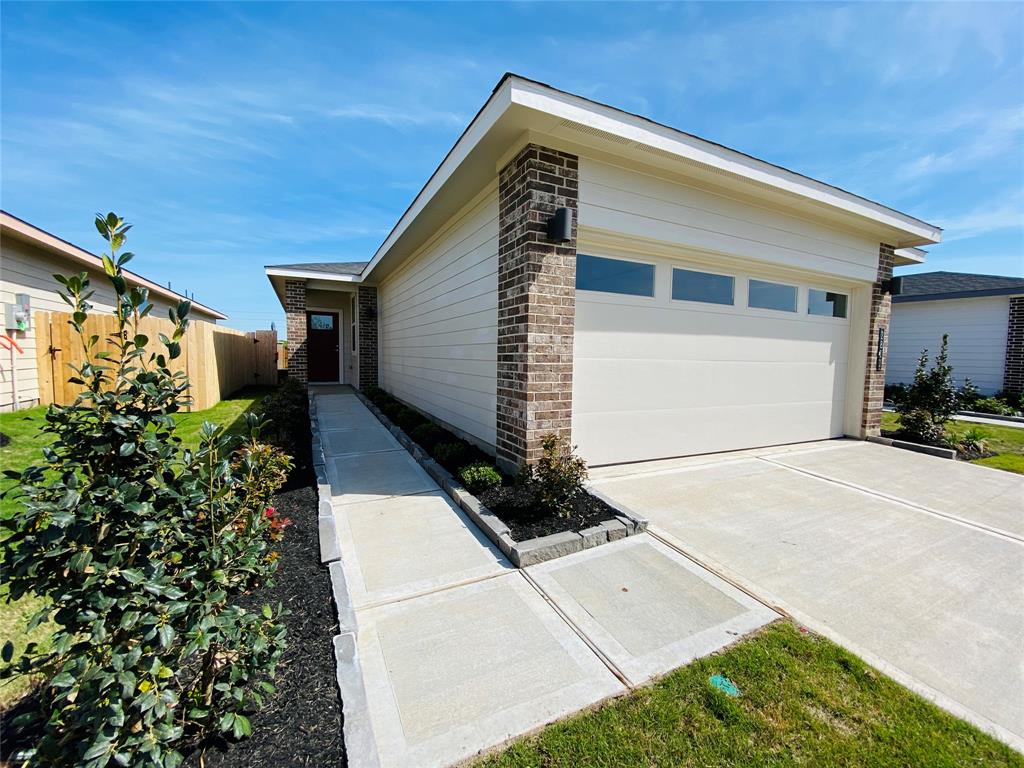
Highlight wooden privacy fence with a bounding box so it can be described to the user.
[35,311,277,411]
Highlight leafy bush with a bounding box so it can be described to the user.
[895,335,958,445]
[970,397,1018,416]
[525,433,588,518]
[0,214,290,767]
[255,377,308,457]
[434,441,470,471]
[884,383,908,404]
[957,427,988,456]
[379,399,404,422]
[459,462,503,495]
[410,423,447,451]
[956,378,980,411]
[394,406,426,433]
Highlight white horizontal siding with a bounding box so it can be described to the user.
[378,187,498,447]
[887,296,1011,394]
[0,237,216,410]
[579,158,881,282]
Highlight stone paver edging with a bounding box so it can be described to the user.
[309,393,382,768]
[354,391,648,567]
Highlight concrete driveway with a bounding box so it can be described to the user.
[589,440,1024,751]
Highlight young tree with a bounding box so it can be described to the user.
[895,334,958,445]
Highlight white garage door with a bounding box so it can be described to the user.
[572,253,853,466]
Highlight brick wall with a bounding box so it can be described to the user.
[1003,296,1024,396]
[284,279,307,385]
[495,144,579,472]
[357,285,378,389]
[861,243,895,436]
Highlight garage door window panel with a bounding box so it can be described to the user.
[748,279,798,313]
[577,254,655,297]
[672,268,734,306]
[808,289,848,319]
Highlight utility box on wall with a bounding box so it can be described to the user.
[4,294,31,333]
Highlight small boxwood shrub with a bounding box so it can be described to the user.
[394,406,426,433]
[970,397,1018,416]
[459,462,502,494]
[434,441,470,471]
[410,422,447,451]
[526,433,589,518]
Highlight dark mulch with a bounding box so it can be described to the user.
[190,483,345,768]
[479,485,618,541]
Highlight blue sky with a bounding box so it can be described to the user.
[2,2,1022,332]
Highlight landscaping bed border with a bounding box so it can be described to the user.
[353,390,648,567]
[867,434,957,460]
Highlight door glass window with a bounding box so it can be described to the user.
[808,289,848,318]
[351,296,357,352]
[576,254,655,297]
[310,314,334,330]
[748,279,797,312]
[672,268,734,305]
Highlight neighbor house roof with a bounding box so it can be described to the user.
[893,271,1024,303]
[266,72,941,295]
[1,210,228,320]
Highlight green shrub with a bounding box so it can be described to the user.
[256,377,308,457]
[410,423,447,451]
[459,462,502,494]
[956,378,980,411]
[896,335,958,445]
[957,427,988,455]
[394,406,426,432]
[379,399,403,422]
[884,383,908,404]
[434,441,470,471]
[970,397,1018,416]
[525,433,588,518]
[0,214,290,767]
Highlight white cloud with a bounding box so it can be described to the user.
[936,193,1024,243]
[326,104,466,128]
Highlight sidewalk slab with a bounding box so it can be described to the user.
[320,409,389,432]
[528,535,778,686]
[323,427,402,458]
[329,450,437,504]
[770,441,1024,538]
[356,573,625,768]
[317,394,367,414]
[335,490,512,608]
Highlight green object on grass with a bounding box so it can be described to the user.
[710,674,740,697]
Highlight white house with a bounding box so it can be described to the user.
[267,73,942,469]
[1,211,226,410]
[886,271,1024,395]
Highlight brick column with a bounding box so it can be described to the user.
[1003,296,1024,396]
[495,144,579,472]
[861,243,895,437]
[357,286,378,389]
[284,279,308,385]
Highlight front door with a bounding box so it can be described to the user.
[307,311,340,382]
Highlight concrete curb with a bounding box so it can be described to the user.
[958,410,1024,424]
[867,435,957,460]
[355,390,649,567]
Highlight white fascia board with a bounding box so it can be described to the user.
[264,267,362,282]
[894,247,927,266]
[509,78,942,245]
[357,81,514,280]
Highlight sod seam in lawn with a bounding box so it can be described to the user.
[475,621,1023,768]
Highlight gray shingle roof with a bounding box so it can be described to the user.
[265,261,367,276]
[894,271,1024,303]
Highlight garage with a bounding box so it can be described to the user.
[572,250,856,466]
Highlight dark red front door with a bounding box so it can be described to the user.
[307,312,340,382]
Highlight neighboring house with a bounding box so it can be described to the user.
[1,211,226,410]
[266,73,942,469]
[886,270,1024,396]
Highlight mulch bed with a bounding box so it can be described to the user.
[191,482,345,768]
[478,485,618,542]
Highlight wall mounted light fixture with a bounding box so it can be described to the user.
[546,207,573,243]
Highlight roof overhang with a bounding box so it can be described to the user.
[894,247,928,267]
[1,211,227,320]
[357,73,942,284]
[894,287,1024,304]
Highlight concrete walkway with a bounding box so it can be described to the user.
[312,388,777,768]
[590,440,1024,752]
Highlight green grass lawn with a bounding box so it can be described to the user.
[881,411,1024,474]
[0,385,274,710]
[477,622,1022,768]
